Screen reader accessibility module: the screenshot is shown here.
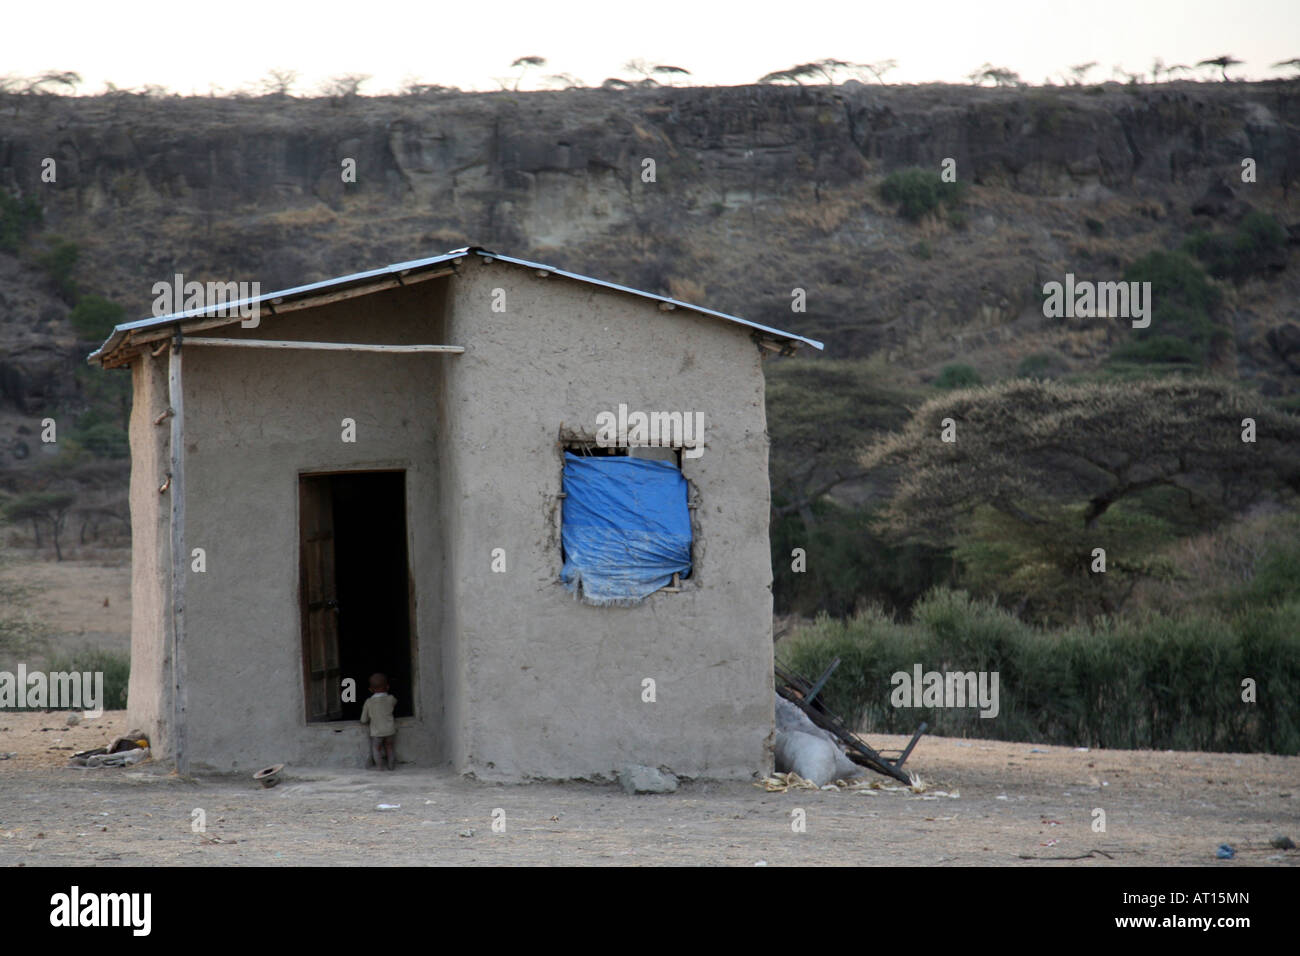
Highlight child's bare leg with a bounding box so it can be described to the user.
[384,736,396,770]
[370,736,384,769]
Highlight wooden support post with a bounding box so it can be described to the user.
[167,332,189,776]
[182,339,464,354]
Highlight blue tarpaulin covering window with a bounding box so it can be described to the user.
[560,452,692,606]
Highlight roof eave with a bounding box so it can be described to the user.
[87,246,823,366]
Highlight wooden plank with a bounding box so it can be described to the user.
[167,339,188,775]
[123,268,456,348]
[183,339,464,353]
[299,477,342,721]
[299,478,314,719]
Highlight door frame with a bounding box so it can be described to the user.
[296,465,418,724]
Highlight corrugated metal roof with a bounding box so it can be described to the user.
[87,246,824,364]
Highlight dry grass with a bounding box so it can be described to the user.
[785,195,863,235]
[1131,507,1300,614]
[263,204,339,228]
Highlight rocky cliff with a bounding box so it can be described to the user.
[2,79,1299,427]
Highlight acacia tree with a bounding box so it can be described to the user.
[25,71,81,94]
[1197,54,1243,81]
[968,63,1023,87]
[767,359,951,616]
[760,58,856,85]
[860,59,898,84]
[861,379,1300,542]
[510,56,546,90]
[611,62,691,87]
[402,79,457,96]
[4,492,76,560]
[652,65,691,86]
[623,58,656,83]
[1068,61,1098,84]
[260,69,299,96]
[954,502,1178,622]
[543,73,584,90]
[768,359,919,524]
[323,74,369,98]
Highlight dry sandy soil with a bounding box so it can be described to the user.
[0,555,130,667]
[1,711,1296,867]
[3,558,131,636]
[2,554,1297,866]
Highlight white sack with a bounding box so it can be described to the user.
[775,730,840,786]
[775,695,863,781]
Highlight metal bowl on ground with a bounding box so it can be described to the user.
[253,764,284,788]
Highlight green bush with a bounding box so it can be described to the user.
[0,576,47,665]
[0,191,42,253]
[1111,251,1224,367]
[1125,249,1220,314]
[63,405,129,460]
[779,587,1300,753]
[771,500,954,618]
[933,363,981,389]
[766,357,945,616]
[1109,333,1202,365]
[953,502,1176,626]
[1018,354,1050,378]
[74,361,131,443]
[37,238,80,302]
[1272,393,1300,414]
[1183,211,1287,285]
[71,421,129,459]
[44,647,130,711]
[779,606,917,729]
[1217,535,1300,612]
[879,168,967,222]
[1016,352,1068,379]
[1235,599,1300,753]
[69,295,126,341]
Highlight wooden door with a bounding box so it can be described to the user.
[300,477,342,720]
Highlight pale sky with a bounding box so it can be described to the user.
[5,0,1298,95]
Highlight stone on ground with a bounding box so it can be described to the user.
[619,764,679,794]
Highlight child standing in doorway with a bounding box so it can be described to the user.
[360,673,398,770]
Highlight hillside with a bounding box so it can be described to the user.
[3,80,1299,385]
[1,79,1299,566]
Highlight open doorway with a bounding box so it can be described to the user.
[299,471,413,723]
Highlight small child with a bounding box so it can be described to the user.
[360,673,398,771]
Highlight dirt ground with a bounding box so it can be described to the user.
[2,554,1297,866]
[1,710,1296,866]
[3,558,131,636]
[0,555,130,667]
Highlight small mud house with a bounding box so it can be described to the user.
[88,247,823,780]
